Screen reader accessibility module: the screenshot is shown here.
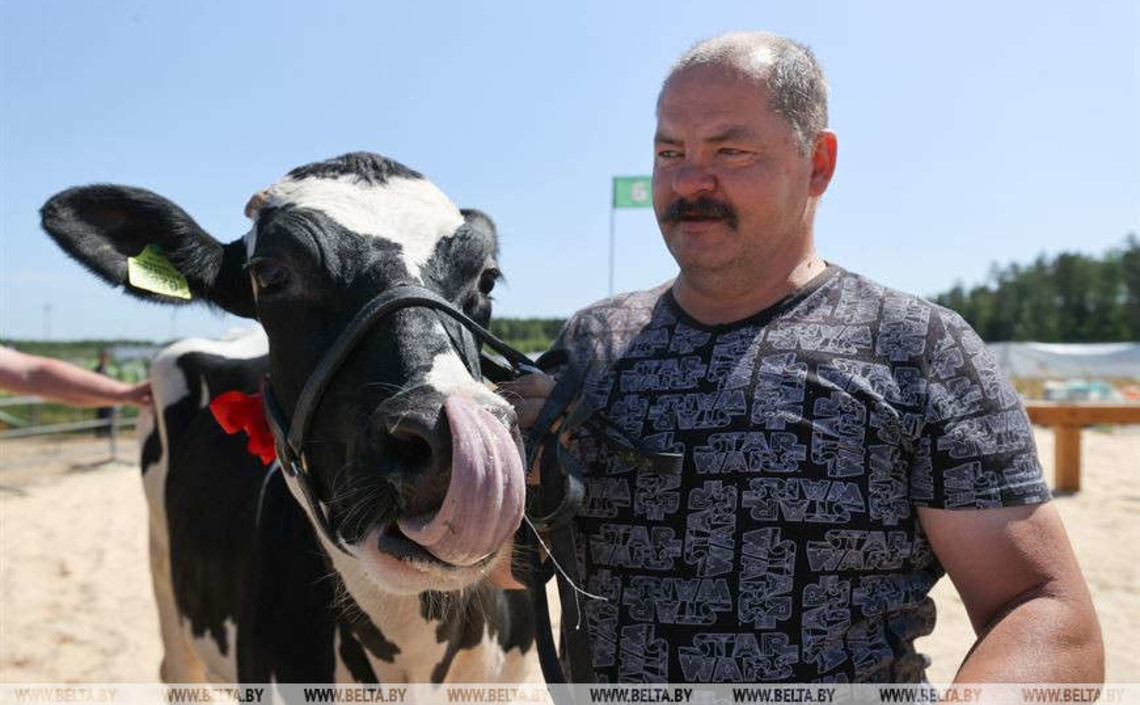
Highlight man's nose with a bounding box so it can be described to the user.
[671,161,716,198]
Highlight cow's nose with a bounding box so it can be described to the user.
[395,395,527,566]
[375,411,442,476]
[373,408,453,520]
[387,426,434,472]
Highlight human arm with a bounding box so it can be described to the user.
[0,347,152,408]
[919,503,1103,682]
[907,306,1102,682]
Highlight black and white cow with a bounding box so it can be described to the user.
[40,153,539,683]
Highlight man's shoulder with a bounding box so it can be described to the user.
[808,265,968,329]
[552,281,674,370]
[786,266,982,370]
[561,281,674,341]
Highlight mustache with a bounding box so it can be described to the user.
[659,197,738,229]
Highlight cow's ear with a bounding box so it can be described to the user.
[41,185,256,318]
[460,208,500,263]
[460,208,497,238]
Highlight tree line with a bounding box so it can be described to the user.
[0,339,158,359]
[488,318,567,353]
[932,234,1139,343]
[9,234,1135,360]
[2,325,569,363]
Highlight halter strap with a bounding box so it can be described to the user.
[255,282,681,686]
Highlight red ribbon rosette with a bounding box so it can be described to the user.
[209,390,277,466]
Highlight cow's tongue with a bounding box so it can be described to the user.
[396,396,524,566]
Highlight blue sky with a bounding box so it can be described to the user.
[2,1,1136,341]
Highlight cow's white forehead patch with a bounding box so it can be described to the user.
[259,174,464,281]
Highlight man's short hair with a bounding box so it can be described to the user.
[665,31,829,155]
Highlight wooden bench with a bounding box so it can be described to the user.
[1024,402,1140,492]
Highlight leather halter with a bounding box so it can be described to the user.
[257,282,682,684]
[259,284,536,552]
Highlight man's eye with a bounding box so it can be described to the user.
[249,258,290,292]
[719,148,748,156]
[657,149,682,159]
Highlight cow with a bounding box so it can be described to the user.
[39,152,540,684]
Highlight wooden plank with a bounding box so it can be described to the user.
[1025,403,1140,426]
[1053,425,1082,493]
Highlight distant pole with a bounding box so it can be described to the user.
[109,406,119,460]
[608,175,651,297]
[608,207,616,296]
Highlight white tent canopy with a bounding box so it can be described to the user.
[987,342,1140,379]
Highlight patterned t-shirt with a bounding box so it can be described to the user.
[552,265,1050,683]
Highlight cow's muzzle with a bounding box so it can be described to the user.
[390,396,525,566]
[262,284,537,556]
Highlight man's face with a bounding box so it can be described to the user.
[653,65,816,278]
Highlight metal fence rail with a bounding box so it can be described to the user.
[0,396,139,469]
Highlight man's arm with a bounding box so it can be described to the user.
[919,503,1103,682]
[0,347,152,408]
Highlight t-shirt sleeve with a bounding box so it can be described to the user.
[548,313,582,362]
[909,309,1051,509]
[547,309,619,415]
[545,312,592,384]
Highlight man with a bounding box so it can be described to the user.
[93,348,115,436]
[505,32,1102,683]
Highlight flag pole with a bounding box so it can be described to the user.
[608,205,616,296]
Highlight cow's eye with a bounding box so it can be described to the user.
[248,258,290,293]
[478,268,500,296]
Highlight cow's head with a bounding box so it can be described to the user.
[41,152,525,594]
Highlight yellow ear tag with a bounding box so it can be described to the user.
[127,245,192,300]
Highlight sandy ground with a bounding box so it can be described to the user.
[1,428,1137,683]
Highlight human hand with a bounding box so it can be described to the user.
[117,380,153,408]
[498,372,555,431]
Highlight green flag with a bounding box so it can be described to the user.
[613,176,652,208]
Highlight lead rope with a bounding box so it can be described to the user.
[520,513,607,622]
[253,462,280,532]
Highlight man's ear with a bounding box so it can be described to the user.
[40,185,256,318]
[808,130,838,197]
